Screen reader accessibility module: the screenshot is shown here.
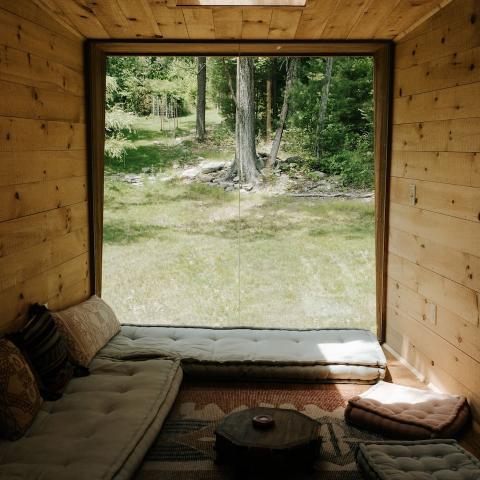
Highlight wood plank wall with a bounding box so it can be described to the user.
[387,0,480,430]
[0,0,90,333]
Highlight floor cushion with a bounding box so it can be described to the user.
[99,325,387,383]
[0,357,182,480]
[356,439,480,479]
[345,381,470,439]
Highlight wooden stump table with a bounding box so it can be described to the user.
[214,407,320,473]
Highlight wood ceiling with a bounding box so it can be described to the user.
[33,0,451,42]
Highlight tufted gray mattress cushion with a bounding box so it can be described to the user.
[98,326,386,383]
[357,440,480,480]
[0,357,182,480]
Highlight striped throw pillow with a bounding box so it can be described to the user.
[10,305,74,400]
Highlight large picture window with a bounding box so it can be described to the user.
[87,42,392,340]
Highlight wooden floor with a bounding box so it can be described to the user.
[383,348,480,458]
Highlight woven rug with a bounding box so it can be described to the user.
[135,381,382,480]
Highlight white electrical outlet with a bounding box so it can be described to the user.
[409,183,417,206]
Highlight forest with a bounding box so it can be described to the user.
[105,55,374,189]
[102,55,376,329]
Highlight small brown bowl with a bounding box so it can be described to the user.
[252,414,275,429]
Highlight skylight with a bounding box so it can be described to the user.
[176,0,306,6]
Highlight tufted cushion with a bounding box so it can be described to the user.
[345,381,470,439]
[0,357,182,479]
[357,440,480,480]
[98,326,387,383]
[0,338,42,440]
[52,295,121,367]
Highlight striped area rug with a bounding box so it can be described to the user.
[135,381,382,479]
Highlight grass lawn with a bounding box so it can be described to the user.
[102,114,376,332]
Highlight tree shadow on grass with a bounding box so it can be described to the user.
[105,144,195,175]
[104,221,168,245]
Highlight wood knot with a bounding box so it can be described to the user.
[14,191,20,200]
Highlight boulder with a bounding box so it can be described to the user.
[197,173,214,182]
[200,161,226,174]
[181,167,201,179]
[285,156,303,164]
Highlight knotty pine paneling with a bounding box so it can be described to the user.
[33,0,449,41]
[387,0,480,428]
[0,5,89,332]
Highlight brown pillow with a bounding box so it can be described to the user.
[51,295,121,367]
[0,338,42,440]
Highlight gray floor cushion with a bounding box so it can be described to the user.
[0,357,182,480]
[357,440,480,479]
[345,381,470,439]
[98,325,387,383]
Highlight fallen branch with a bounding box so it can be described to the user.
[288,192,374,198]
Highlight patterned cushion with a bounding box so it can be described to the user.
[0,338,42,440]
[51,295,121,368]
[9,305,74,401]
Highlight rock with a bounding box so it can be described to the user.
[224,185,235,192]
[153,140,162,145]
[199,160,226,174]
[233,176,239,183]
[197,173,214,182]
[181,167,200,179]
[197,156,206,161]
[242,183,253,191]
[312,171,326,178]
[285,156,303,164]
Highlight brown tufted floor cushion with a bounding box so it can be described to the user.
[345,381,470,440]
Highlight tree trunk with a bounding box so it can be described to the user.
[316,57,334,160]
[196,56,206,141]
[234,57,258,184]
[268,58,298,166]
[266,61,273,141]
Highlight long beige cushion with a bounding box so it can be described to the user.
[0,357,182,480]
[99,326,387,383]
[52,295,121,367]
[345,381,470,439]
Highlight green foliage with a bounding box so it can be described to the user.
[106,56,195,116]
[104,106,138,161]
[106,55,374,187]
